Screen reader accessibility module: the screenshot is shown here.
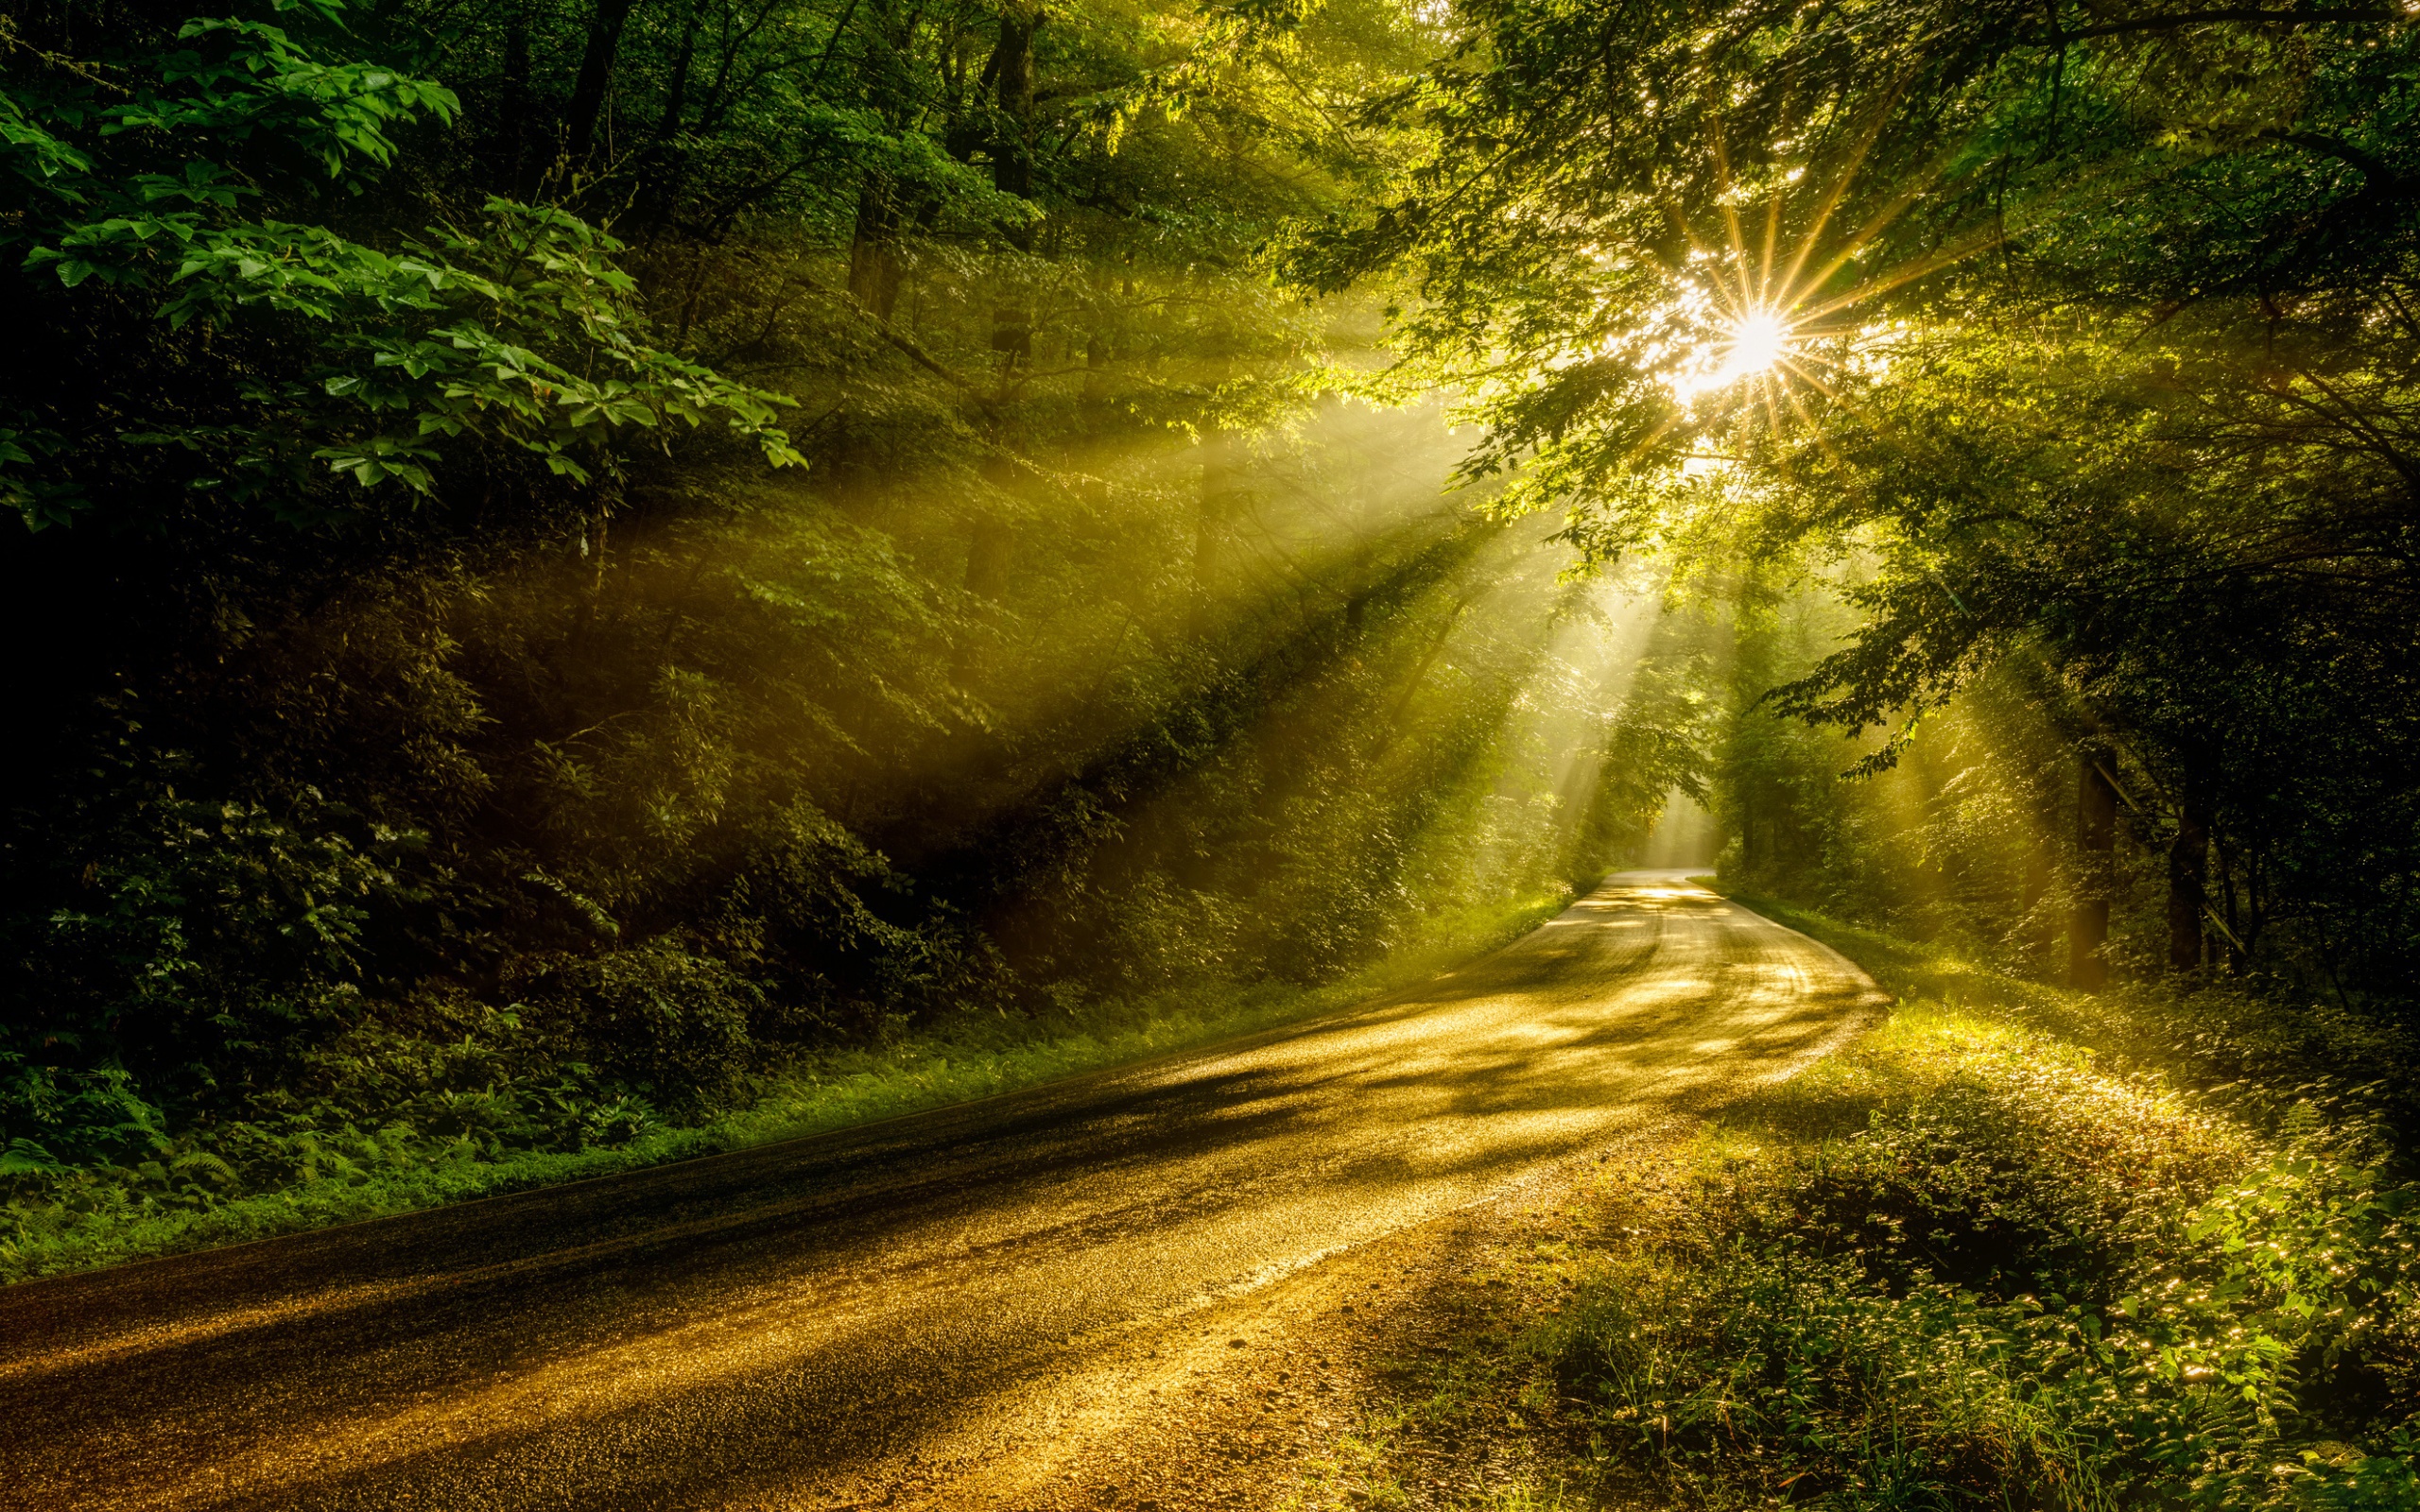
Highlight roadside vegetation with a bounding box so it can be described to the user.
[2,0,1686,1278]
[1,888,1570,1281]
[1305,902,2420,1510]
[9,0,2420,1426]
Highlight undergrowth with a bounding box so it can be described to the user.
[0,890,1573,1283]
[1333,898,2420,1510]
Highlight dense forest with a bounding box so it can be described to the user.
[1,0,1711,1233]
[5,0,2420,1449]
[1307,0,2420,990]
[9,0,2420,1499]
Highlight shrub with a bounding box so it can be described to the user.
[1534,1000,2420,1509]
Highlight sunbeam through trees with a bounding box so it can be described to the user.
[4,0,2420,1501]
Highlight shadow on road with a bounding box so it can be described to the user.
[0,872,1881,1511]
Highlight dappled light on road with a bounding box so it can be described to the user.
[0,873,1881,1511]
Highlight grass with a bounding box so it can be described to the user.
[1,890,1577,1284]
[1303,892,2420,1511]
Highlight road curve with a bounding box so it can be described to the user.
[0,873,1881,1510]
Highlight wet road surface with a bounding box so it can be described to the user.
[0,873,1882,1509]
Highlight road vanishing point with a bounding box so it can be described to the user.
[0,872,1883,1510]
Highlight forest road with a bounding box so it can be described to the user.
[0,872,1882,1511]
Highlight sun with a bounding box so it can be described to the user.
[1723,312,1789,379]
[1614,127,2005,461]
[1630,120,2007,427]
[1667,305,1797,401]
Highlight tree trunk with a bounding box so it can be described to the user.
[960,2,1039,652]
[496,7,532,195]
[848,181,907,320]
[2168,781,2211,973]
[563,0,639,169]
[625,1,703,232]
[959,8,1040,664]
[657,4,700,140]
[2068,751,2117,990]
[990,9,1039,212]
[987,8,1041,377]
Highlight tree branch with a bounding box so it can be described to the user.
[2258,128,2408,191]
[2053,7,2400,40]
[791,272,978,391]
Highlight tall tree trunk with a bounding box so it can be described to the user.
[563,0,639,169]
[2168,779,2212,973]
[952,4,1045,684]
[496,7,533,195]
[849,181,907,320]
[657,4,700,139]
[987,8,1041,376]
[844,0,919,319]
[2069,750,2117,990]
[990,9,1038,210]
[627,1,702,232]
[2213,839,2249,972]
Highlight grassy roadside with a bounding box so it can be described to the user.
[2,890,1575,1285]
[1303,892,2420,1510]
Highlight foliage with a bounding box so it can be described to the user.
[1321,906,2420,1511]
[1,886,1570,1280]
[0,3,798,525]
[1,0,1697,1269]
[1544,989,2420,1509]
[1303,0,2420,991]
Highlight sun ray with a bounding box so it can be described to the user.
[1795,225,2004,323]
[1759,190,1783,308]
[1772,383,1859,479]
[1706,129,1759,319]
[1768,340,1846,371]
[1772,89,1906,303]
[1613,112,2016,485]
[1772,353,1844,402]
[1787,136,1990,316]
[1620,409,1690,467]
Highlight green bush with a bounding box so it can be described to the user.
[526,938,763,1111]
[1530,992,2420,1509]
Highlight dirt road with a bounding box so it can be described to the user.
[0,873,1880,1510]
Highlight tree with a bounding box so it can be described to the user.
[1300,0,2420,985]
[0,0,800,530]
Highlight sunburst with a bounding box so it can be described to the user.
[1669,307,1799,402]
[1632,118,1996,460]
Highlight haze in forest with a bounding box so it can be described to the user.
[4,0,2419,1498]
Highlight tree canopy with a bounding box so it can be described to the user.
[1303,0,2420,980]
[6,0,2420,1350]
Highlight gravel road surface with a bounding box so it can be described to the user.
[0,872,1881,1510]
